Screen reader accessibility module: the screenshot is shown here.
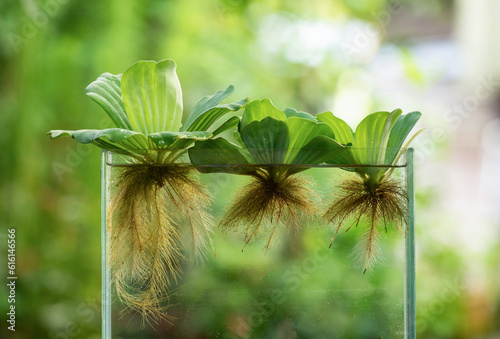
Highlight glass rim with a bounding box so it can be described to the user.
[102,147,414,152]
[104,148,413,168]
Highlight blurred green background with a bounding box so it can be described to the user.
[2,0,500,338]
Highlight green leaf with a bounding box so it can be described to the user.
[353,109,401,165]
[240,98,287,132]
[149,131,211,149]
[316,112,354,146]
[182,85,247,132]
[184,97,248,132]
[85,73,132,130]
[240,117,289,164]
[183,85,234,129]
[188,138,256,175]
[283,107,316,121]
[292,135,354,166]
[385,111,422,164]
[121,59,183,135]
[48,128,150,150]
[212,116,240,136]
[284,117,335,163]
[380,109,403,150]
[233,129,245,148]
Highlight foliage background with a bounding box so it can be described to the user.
[1,0,500,338]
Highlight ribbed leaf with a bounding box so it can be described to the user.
[385,111,421,164]
[183,85,234,130]
[149,131,211,149]
[283,107,316,121]
[353,110,401,165]
[182,85,247,132]
[284,118,335,163]
[188,138,255,175]
[85,73,132,130]
[233,129,245,148]
[379,109,402,162]
[316,112,354,146]
[240,99,286,132]
[47,128,149,150]
[121,59,183,135]
[241,117,289,164]
[184,98,248,132]
[212,116,240,136]
[292,135,354,166]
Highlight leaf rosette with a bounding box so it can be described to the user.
[189,99,349,250]
[48,59,247,163]
[48,59,248,323]
[318,109,423,272]
[317,108,423,181]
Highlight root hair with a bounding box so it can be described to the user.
[107,164,213,324]
[324,175,407,273]
[221,174,318,251]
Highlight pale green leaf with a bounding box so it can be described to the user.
[240,98,286,132]
[353,109,401,165]
[283,107,316,121]
[212,116,240,136]
[48,128,150,150]
[182,85,247,131]
[85,73,132,130]
[149,131,211,149]
[184,98,248,132]
[121,59,183,134]
[316,112,354,146]
[233,129,245,148]
[379,109,403,156]
[183,85,234,130]
[385,111,422,164]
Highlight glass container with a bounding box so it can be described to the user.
[101,148,415,339]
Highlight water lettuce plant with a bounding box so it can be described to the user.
[48,59,247,322]
[318,109,423,272]
[189,99,348,250]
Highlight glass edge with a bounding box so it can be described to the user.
[101,150,111,339]
[404,148,416,339]
[104,148,413,168]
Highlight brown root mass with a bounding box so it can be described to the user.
[220,174,318,251]
[106,165,213,324]
[324,175,408,273]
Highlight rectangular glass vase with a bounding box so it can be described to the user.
[101,148,416,339]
